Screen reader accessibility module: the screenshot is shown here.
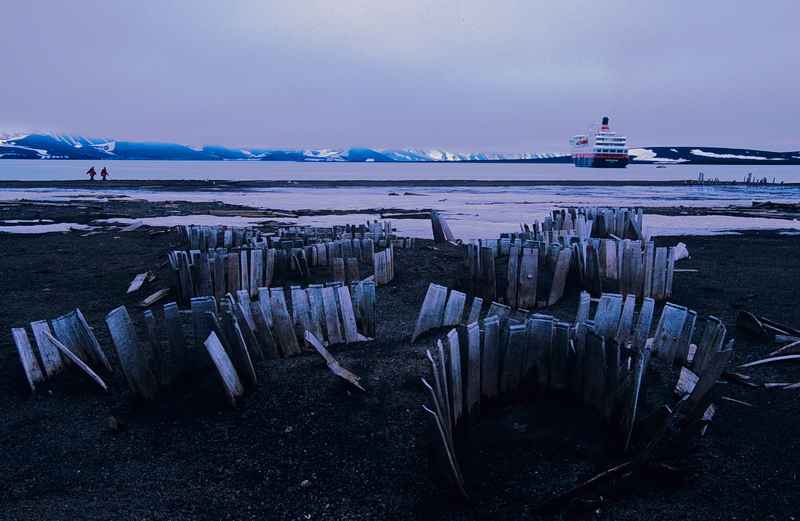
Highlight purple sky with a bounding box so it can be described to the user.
[2,1,798,154]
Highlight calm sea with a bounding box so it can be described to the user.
[2,160,800,238]
[1,159,799,183]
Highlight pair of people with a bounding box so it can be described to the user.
[86,166,109,180]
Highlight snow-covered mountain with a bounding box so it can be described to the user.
[629,146,800,164]
[1,132,797,164]
[0,132,568,162]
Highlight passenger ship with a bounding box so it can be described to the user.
[570,117,629,168]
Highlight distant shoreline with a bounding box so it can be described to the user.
[1,178,798,191]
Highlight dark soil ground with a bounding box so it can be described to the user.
[2,198,800,520]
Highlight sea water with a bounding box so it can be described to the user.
[1,160,800,238]
[1,159,799,183]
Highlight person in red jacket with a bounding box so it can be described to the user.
[87,166,96,180]
[100,167,109,180]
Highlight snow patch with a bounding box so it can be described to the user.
[628,148,687,163]
[690,149,782,161]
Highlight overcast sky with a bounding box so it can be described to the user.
[1,1,798,154]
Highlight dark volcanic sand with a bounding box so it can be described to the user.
[2,198,800,520]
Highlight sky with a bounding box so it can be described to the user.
[1,1,798,154]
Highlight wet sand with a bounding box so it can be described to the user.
[1,201,800,519]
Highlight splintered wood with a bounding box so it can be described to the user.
[305,331,365,392]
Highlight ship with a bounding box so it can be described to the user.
[570,117,629,168]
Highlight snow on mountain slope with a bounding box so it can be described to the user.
[0,131,796,163]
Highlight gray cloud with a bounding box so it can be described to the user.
[1,0,798,153]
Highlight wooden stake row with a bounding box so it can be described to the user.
[168,242,393,305]
[466,241,573,309]
[373,244,395,286]
[412,283,535,343]
[180,225,262,251]
[276,221,397,245]
[466,235,677,310]
[513,207,644,243]
[181,222,414,254]
[419,290,734,496]
[12,308,112,393]
[104,279,371,405]
[14,277,375,405]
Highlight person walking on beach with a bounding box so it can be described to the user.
[87,166,96,180]
[100,167,109,180]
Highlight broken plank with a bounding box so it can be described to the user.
[305,331,365,392]
[42,331,108,393]
[138,288,171,308]
[768,339,800,357]
[127,272,149,293]
[741,354,800,368]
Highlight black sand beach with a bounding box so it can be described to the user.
[2,195,800,520]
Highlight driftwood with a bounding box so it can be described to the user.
[737,310,800,339]
[42,331,109,393]
[127,270,154,293]
[741,354,800,368]
[305,331,365,392]
[769,340,800,357]
[138,288,171,308]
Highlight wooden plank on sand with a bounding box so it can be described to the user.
[305,331,365,391]
[321,286,344,346]
[105,306,157,402]
[442,290,466,327]
[547,247,572,306]
[593,293,623,341]
[632,297,655,351]
[12,328,44,392]
[144,309,171,388]
[30,320,65,377]
[548,322,571,390]
[652,302,688,365]
[517,247,538,310]
[271,291,301,356]
[464,322,481,418]
[203,331,244,408]
[163,301,192,382]
[506,246,519,308]
[501,323,527,393]
[337,285,359,344]
[42,331,109,393]
[446,328,463,426]
[249,300,280,360]
[481,316,501,400]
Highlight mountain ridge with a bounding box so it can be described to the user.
[1,132,798,164]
